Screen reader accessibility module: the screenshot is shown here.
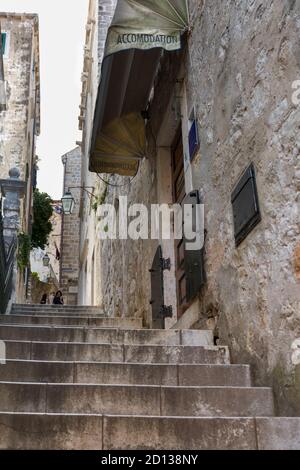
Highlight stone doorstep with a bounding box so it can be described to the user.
[0,415,298,450]
[2,340,230,364]
[0,361,252,387]
[0,325,214,346]
[0,382,274,417]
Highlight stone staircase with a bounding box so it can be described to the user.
[0,304,299,450]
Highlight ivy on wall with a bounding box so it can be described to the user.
[92,183,108,213]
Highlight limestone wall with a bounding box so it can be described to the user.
[98,164,158,324]
[0,13,40,304]
[94,0,300,413]
[181,0,300,415]
[0,14,40,233]
[78,0,118,307]
[78,0,300,414]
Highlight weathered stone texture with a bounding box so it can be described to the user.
[0,15,39,190]
[78,0,120,307]
[93,0,300,414]
[0,14,40,304]
[77,0,300,415]
[182,0,300,415]
[98,163,158,323]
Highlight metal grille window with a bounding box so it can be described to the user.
[231,163,261,247]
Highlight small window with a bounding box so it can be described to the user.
[1,33,7,55]
[231,163,261,247]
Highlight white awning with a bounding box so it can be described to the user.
[90,0,189,176]
[105,0,189,57]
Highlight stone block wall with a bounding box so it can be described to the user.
[0,13,40,305]
[98,163,158,323]
[97,0,118,76]
[78,0,118,307]
[91,0,300,414]
[181,0,300,415]
[0,14,40,232]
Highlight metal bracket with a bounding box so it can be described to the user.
[159,305,173,319]
[160,257,171,271]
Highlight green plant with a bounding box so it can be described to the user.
[17,232,31,271]
[31,272,40,281]
[31,189,53,250]
[92,182,109,213]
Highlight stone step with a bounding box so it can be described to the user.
[11,311,106,318]
[12,304,103,312]
[103,416,300,451]
[0,413,104,450]
[104,416,253,451]
[11,308,105,317]
[0,315,143,328]
[0,360,252,387]
[0,325,213,346]
[3,340,230,364]
[0,414,299,450]
[255,418,300,450]
[0,382,274,416]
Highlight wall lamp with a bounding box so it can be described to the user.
[61,186,95,215]
[42,253,50,267]
[42,252,57,267]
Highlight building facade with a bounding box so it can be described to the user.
[0,22,6,111]
[47,201,62,283]
[78,0,117,307]
[0,12,40,302]
[29,200,62,304]
[78,0,300,415]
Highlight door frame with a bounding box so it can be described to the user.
[154,76,191,325]
[171,128,195,319]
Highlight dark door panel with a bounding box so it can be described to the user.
[150,246,173,329]
[183,190,206,303]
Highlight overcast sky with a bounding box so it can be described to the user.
[1,0,89,199]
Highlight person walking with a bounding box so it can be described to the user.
[40,293,48,305]
[53,290,64,305]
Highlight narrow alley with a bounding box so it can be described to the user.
[0,0,300,455]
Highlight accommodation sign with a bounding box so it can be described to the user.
[105,29,182,57]
[117,32,180,47]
